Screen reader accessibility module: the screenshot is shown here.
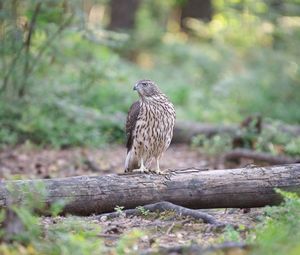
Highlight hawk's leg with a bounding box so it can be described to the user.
[133,158,149,173]
[153,158,163,174]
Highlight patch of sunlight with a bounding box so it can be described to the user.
[279,16,300,29]
[210,14,227,32]
[136,52,154,70]
[162,32,188,44]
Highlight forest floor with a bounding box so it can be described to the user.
[0,144,262,253]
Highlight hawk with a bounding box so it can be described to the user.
[125,79,176,174]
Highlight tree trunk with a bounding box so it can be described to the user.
[108,0,140,30]
[180,0,212,30]
[1,164,299,216]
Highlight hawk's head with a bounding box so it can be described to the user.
[133,79,160,98]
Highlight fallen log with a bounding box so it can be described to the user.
[173,121,300,143]
[225,149,300,165]
[0,164,299,216]
[172,121,237,143]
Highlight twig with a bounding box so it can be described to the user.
[97,233,120,239]
[1,2,41,94]
[1,0,25,92]
[1,7,73,95]
[98,201,222,225]
[19,2,41,98]
[166,222,175,235]
[171,167,209,173]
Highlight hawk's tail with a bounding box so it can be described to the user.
[125,150,139,172]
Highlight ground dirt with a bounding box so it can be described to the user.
[0,144,262,254]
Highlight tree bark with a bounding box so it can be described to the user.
[1,164,299,216]
[180,0,213,30]
[108,0,140,30]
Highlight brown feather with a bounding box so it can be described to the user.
[126,101,140,153]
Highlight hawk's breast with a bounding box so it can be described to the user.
[132,97,175,160]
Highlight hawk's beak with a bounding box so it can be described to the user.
[133,84,138,91]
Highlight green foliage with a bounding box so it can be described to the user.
[116,229,144,255]
[219,225,244,243]
[192,134,232,156]
[284,137,300,156]
[254,121,300,156]
[218,190,300,255]
[0,100,110,148]
[136,206,150,216]
[192,119,300,157]
[0,182,103,254]
[250,190,300,255]
[114,205,125,214]
[44,217,103,255]
[0,0,300,148]
[1,183,148,255]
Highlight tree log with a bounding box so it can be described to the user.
[225,149,300,164]
[173,120,300,143]
[173,121,238,143]
[0,164,300,216]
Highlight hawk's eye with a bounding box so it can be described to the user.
[142,82,148,87]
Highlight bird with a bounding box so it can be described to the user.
[125,79,176,174]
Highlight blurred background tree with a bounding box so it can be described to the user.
[0,0,299,148]
[109,0,140,30]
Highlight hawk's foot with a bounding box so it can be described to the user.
[132,166,150,174]
[150,168,168,175]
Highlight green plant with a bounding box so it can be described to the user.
[114,205,125,214]
[219,225,243,243]
[218,190,300,255]
[116,229,144,255]
[254,121,300,157]
[136,206,150,216]
[192,134,233,156]
[284,137,300,157]
[192,119,300,157]
[249,190,300,255]
[0,182,103,255]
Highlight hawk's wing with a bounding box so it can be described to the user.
[126,101,140,153]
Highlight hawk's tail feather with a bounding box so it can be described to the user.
[125,150,139,172]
